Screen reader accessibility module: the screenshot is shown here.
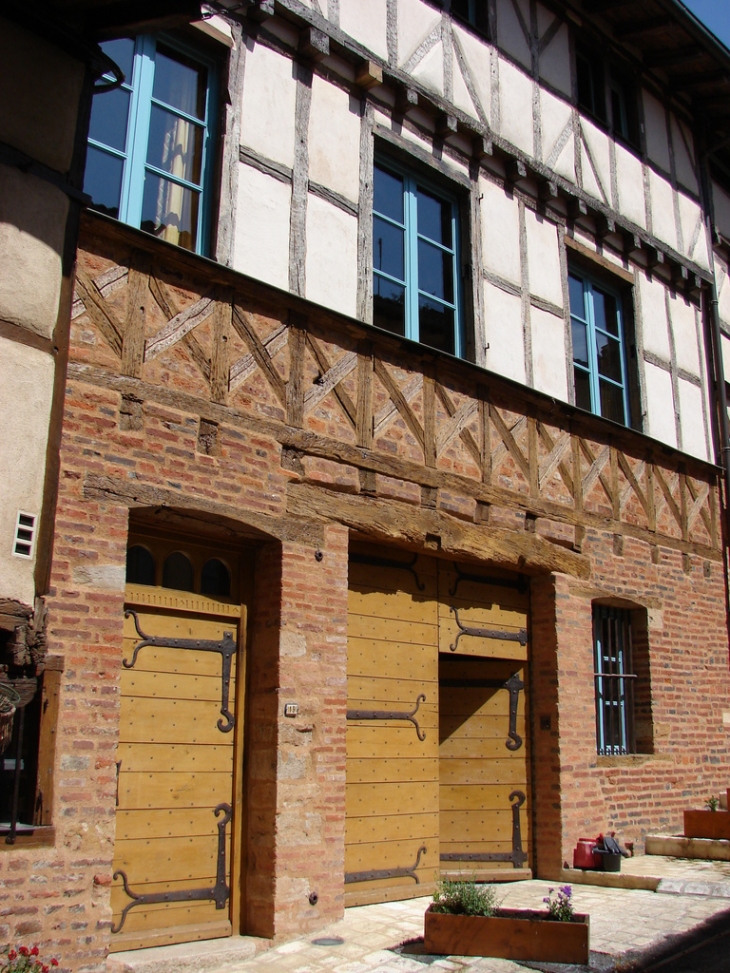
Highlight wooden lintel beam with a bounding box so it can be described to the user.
[596,214,617,239]
[506,158,528,186]
[287,481,592,579]
[396,86,419,114]
[472,135,493,159]
[355,59,383,90]
[436,112,459,138]
[299,26,330,61]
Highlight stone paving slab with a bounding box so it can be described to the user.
[109,858,730,973]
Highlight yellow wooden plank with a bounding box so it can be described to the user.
[440,868,532,883]
[112,834,230,884]
[438,630,528,659]
[345,838,439,872]
[346,758,436,784]
[116,808,228,840]
[437,564,529,610]
[109,917,231,952]
[439,758,529,786]
[440,810,524,838]
[437,735,527,759]
[347,617,439,647]
[345,811,439,844]
[348,588,439,623]
[120,644,231,678]
[439,715,527,741]
[118,698,233,745]
[438,599,528,629]
[346,676,441,705]
[120,670,228,702]
[345,880,436,908]
[116,743,233,775]
[346,781,439,818]
[346,725,438,757]
[117,771,233,810]
[439,784,529,811]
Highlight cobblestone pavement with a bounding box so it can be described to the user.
[111,857,730,973]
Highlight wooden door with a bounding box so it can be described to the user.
[111,584,244,951]
[345,549,439,906]
[438,562,531,880]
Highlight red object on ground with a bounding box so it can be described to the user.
[573,837,602,869]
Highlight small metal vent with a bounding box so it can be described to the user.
[13,512,37,558]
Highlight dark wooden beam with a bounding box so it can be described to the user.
[645,45,704,69]
[615,15,674,40]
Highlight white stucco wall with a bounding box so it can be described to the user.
[677,379,708,461]
[0,338,55,605]
[305,194,358,318]
[484,283,525,384]
[644,362,677,448]
[308,76,361,203]
[234,167,291,290]
[638,274,670,362]
[481,179,521,286]
[339,0,388,61]
[531,306,569,401]
[525,211,562,307]
[240,42,297,169]
[669,293,701,377]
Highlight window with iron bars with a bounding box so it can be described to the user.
[593,605,636,755]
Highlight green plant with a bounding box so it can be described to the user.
[543,885,575,922]
[1,946,59,973]
[431,878,499,917]
[705,796,720,812]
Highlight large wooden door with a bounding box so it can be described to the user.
[111,534,246,952]
[345,548,531,906]
[345,551,439,906]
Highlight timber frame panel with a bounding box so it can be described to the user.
[71,213,721,565]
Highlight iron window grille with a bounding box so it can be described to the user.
[84,34,217,255]
[569,268,630,425]
[593,605,636,755]
[373,159,464,357]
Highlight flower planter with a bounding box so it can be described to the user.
[684,809,730,841]
[423,906,590,964]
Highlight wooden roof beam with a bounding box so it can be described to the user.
[645,44,704,69]
[615,15,674,40]
[582,0,635,13]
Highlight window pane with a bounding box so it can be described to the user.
[418,239,454,302]
[593,287,619,336]
[374,166,404,223]
[599,380,626,424]
[162,552,194,591]
[84,145,124,217]
[141,174,200,251]
[568,275,586,319]
[147,106,204,184]
[153,44,207,119]
[374,277,406,336]
[417,188,452,247]
[201,558,231,597]
[571,319,589,368]
[101,38,135,84]
[126,545,155,585]
[373,217,405,281]
[419,295,455,355]
[574,366,592,411]
[596,331,623,382]
[89,86,131,151]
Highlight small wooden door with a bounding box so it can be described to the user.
[111,534,246,952]
[438,562,531,880]
[345,549,439,906]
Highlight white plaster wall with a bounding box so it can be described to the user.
[678,191,709,270]
[483,283,525,384]
[498,57,535,158]
[453,24,492,126]
[677,379,708,461]
[540,88,574,183]
[615,145,646,230]
[670,116,698,195]
[638,274,670,361]
[0,165,67,339]
[305,194,358,318]
[496,0,531,69]
[713,182,730,241]
[398,0,442,69]
[308,76,361,203]
[649,169,676,252]
[721,332,730,377]
[481,178,520,286]
[538,22,571,97]
[669,293,701,377]
[531,307,569,401]
[234,167,291,290]
[339,0,388,61]
[240,42,296,169]
[718,259,730,329]
[643,90,670,174]
[644,362,676,447]
[0,337,54,606]
[580,120,611,206]
[525,210,562,307]
[411,39,445,97]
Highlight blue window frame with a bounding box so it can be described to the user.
[569,270,630,425]
[84,35,216,255]
[593,606,636,755]
[373,160,463,357]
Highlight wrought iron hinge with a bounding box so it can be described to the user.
[347,693,426,740]
[449,606,528,653]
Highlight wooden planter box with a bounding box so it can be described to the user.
[684,809,730,841]
[424,906,590,964]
